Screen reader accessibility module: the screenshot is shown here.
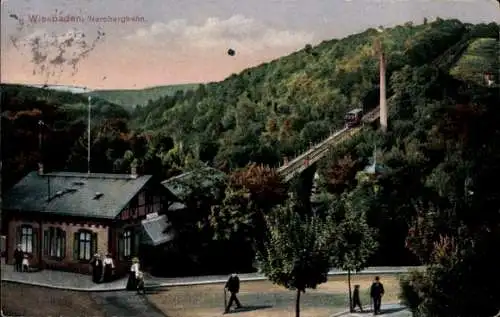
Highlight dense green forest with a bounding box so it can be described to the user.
[3,19,497,190]
[0,84,130,189]
[131,19,498,171]
[2,18,499,286]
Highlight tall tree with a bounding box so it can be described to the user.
[330,198,378,312]
[257,199,337,317]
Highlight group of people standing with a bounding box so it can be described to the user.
[90,254,144,293]
[89,253,116,283]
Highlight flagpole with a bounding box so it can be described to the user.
[88,96,92,174]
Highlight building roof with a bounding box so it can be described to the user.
[2,171,153,219]
[161,167,227,202]
[347,108,363,115]
[141,214,174,246]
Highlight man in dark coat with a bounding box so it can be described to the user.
[13,244,23,272]
[370,276,385,315]
[224,273,242,313]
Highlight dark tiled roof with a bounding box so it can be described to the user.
[2,171,153,219]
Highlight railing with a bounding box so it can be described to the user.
[277,107,381,182]
[275,35,476,182]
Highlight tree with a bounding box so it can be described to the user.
[322,154,361,194]
[209,185,254,241]
[229,163,288,212]
[257,199,337,317]
[330,198,378,312]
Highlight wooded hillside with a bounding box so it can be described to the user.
[131,19,498,171]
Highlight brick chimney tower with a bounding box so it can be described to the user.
[379,50,388,133]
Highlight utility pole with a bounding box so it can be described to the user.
[87,96,92,174]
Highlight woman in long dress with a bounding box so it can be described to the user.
[102,253,115,283]
[126,257,140,290]
[90,253,103,283]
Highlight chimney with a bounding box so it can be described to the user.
[38,162,44,175]
[379,50,388,133]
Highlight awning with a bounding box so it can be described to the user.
[141,214,174,246]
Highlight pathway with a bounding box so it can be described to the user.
[1,262,424,291]
[90,291,166,317]
[0,261,127,291]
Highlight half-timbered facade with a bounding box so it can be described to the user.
[1,167,178,275]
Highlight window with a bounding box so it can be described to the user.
[119,228,139,260]
[43,227,66,259]
[138,192,145,206]
[123,230,132,257]
[73,230,97,261]
[18,225,33,253]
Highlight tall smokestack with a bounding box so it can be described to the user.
[379,50,388,133]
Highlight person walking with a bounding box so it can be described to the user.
[224,273,242,314]
[370,276,385,315]
[126,257,140,291]
[90,253,103,283]
[13,244,23,272]
[352,284,363,312]
[102,253,115,283]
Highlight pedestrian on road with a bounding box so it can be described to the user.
[352,284,363,312]
[102,253,115,283]
[224,273,242,314]
[126,257,140,291]
[13,244,23,272]
[90,253,103,283]
[370,276,385,315]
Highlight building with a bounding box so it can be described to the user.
[1,166,179,275]
[161,166,227,203]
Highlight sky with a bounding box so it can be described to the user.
[0,0,498,89]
